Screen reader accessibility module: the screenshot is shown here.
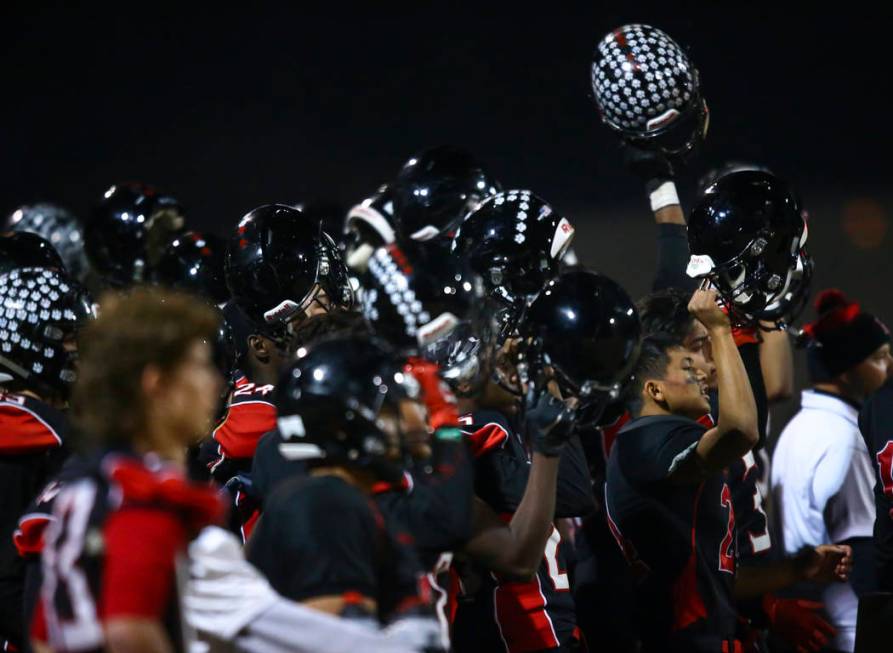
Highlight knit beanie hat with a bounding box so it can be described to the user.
[799,289,890,381]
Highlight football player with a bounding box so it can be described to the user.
[200,204,352,537]
[32,288,224,653]
[0,261,91,652]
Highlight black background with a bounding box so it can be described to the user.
[4,3,891,435]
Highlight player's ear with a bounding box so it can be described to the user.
[248,334,271,363]
[644,379,664,405]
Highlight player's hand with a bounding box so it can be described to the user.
[524,384,576,458]
[798,544,854,583]
[688,284,730,332]
[763,594,835,653]
[621,140,674,184]
[404,357,460,430]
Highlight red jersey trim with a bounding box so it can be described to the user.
[212,400,277,459]
[0,402,63,453]
[492,571,560,652]
[462,422,510,458]
[14,512,54,557]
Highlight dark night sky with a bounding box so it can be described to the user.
[3,4,890,433]
[3,4,890,226]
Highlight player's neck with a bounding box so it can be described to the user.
[310,466,376,493]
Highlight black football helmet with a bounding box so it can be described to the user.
[391,146,501,242]
[591,24,709,161]
[451,190,576,341]
[696,161,774,197]
[344,183,397,272]
[84,182,185,287]
[0,267,94,399]
[6,203,90,282]
[360,240,490,394]
[225,204,353,343]
[687,170,812,328]
[274,336,418,481]
[518,269,641,412]
[151,231,229,304]
[0,233,66,277]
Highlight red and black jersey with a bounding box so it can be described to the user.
[859,378,893,591]
[0,391,68,650]
[33,450,224,653]
[604,415,740,652]
[451,410,591,653]
[201,372,276,483]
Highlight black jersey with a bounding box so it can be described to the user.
[859,379,893,591]
[604,415,740,652]
[246,474,427,624]
[0,391,68,650]
[451,409,592,652]
[33,450,222,653]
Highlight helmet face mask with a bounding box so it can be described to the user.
[226,204,354,342]
[687,170,811,329]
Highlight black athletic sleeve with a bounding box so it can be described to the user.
[859,380,893,592]
[555,434,597,518]
[652,223,698,293]
[379,438,475,552]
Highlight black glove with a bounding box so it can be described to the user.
[621,141,674,190]
[524,386,576,458]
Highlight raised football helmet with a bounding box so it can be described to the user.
[686,170,812,328]
[451,190,575,341]
[344,183,397,272]
[518,269,641,413]
[360,240,491,395]
[591,24,708,161]
[84,182,185,287]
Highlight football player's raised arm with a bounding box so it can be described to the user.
[689,288,758,472]
[463,452,561,581]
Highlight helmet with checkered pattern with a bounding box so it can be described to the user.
[0,267,94,398]
[591,24,708,160]
[5,203,90,283]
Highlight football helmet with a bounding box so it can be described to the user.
[518,268,641,412]
[274,336,417,481]
[0,267,94,398]
[151,231,229,304]
[591,24,708,161]
[225,204,353,343]
[360,240,490,395]
[6,203,90,282]
[344,183,397,271]
[686,170,812,328]
[451,190,575,341]
[84,182,185,287]
[0,233,66,276]
[391,146,501,242]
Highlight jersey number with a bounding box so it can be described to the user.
[544,526,570,591]
[742,452,772,554]
[719,483,736,574]
[42,481,103,650]
[876,441,893,498]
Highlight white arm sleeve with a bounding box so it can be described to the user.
[810,445,854,512]
[184,527,440,653]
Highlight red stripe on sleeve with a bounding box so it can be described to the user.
[464,422,509,458]
[13,513,53,556]
[493,574,560,652]
[101,508,186,619]
[0,404,62,453]
[212,401,277,459]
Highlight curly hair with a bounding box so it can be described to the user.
[72,287,219,448]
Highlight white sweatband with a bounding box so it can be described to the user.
[649,181,680,212]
